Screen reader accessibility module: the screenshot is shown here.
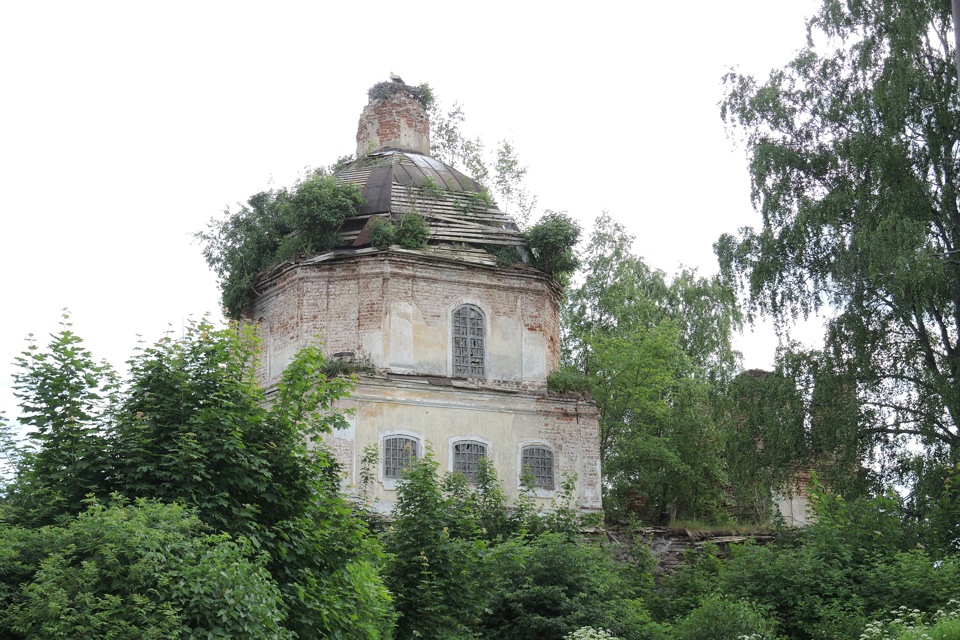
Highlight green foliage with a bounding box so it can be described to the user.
[564,216,742,523]
[381,452,489,639]
[394,212,430,249]
[4,318,394,639]
[321,354,374,379]
[567,214,742,384]
[366,213,430,250]
[8,311,118,523]
[547,366,592,396]
[3,499,289,640]
[0,414,21,494]
[197,169,363,318]
[670,595,780,640]
[647,543,725,623]
[861,602,960,640]
[493,140,536,224]
[564,628,622,640]
[417,176,444,201]
[378,450,662,640]
[466,187,494,211]
[524,211,581,282]
[722,370,813,522]
[481,533,663,640]
[429,100,536,223]
[649,484,960,640]
[367,217,395,249]
[717,0,960,502]
[925,461,960,553]
[276,170,359,259]
[429,101,490,186]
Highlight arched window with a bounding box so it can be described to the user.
[383,435,419,479]
[452,440,488,484]
[521,446,555,490]
[453,304,485,377]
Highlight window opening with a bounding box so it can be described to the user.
[521,446,555,490]
[453,305,485,377]
[384,436,419,479]
[452,441,488,484]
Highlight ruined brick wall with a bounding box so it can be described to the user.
[356,90,430,156]
[251,250,562,387]
[329,377,602,513]
[251,248,600,514]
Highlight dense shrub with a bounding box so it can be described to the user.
[671,595,780,640]
[482,533,663,640]
[524,211,581,282]
[3,500,289,640]
[3,319,394,639]
[394,213,430,248]
[198,170,363,318]
[368,217,395,249]
[547,366,592,396]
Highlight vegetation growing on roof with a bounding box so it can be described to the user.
[523,211,581,283]
[367,81,434,109]
[460,187,495,214]
[395,213,430,248]
[367,217,394,249]
[367,213,430,250]
[197,169,363,319]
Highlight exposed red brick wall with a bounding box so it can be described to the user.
[356,91,430,155]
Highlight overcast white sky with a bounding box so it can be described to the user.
[0,1,825,420]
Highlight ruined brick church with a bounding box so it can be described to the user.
[250,80,602,514]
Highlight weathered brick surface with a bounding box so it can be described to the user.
[356,91,430,156]
[251,248,600,513]
[253,250,562,387]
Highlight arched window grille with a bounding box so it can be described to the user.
[521,446,555,490]
[453,304,485,377]
[383,435,419,479]
[452,440,488,484]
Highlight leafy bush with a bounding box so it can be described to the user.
[366,214,430,250]
[381,453,489,640]
[670,595,779,640]
[4,499,290,640]
[367,217,395,249]
[524,211,581,282]
[482,533,662,640]
[276,171,358,259]
[547,366,591,396]
[198,169,363,318]
[394,212,430,248]
[4,319,394,639]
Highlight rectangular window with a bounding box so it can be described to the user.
[453,441,488,484]
[521,446,555,490]
[453,305,485,377]
[384,436,419,479]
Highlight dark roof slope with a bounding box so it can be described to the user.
[335,149,526,248]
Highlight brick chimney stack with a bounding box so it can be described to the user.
[356,83,430,157]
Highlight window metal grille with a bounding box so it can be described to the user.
[453,305,485,377]
[384,436,419,479]
[521,446,555,489]
[452,441,488,484]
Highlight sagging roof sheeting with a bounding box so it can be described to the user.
[335,149,526,248]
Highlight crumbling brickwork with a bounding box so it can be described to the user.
[251,248,601,513]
